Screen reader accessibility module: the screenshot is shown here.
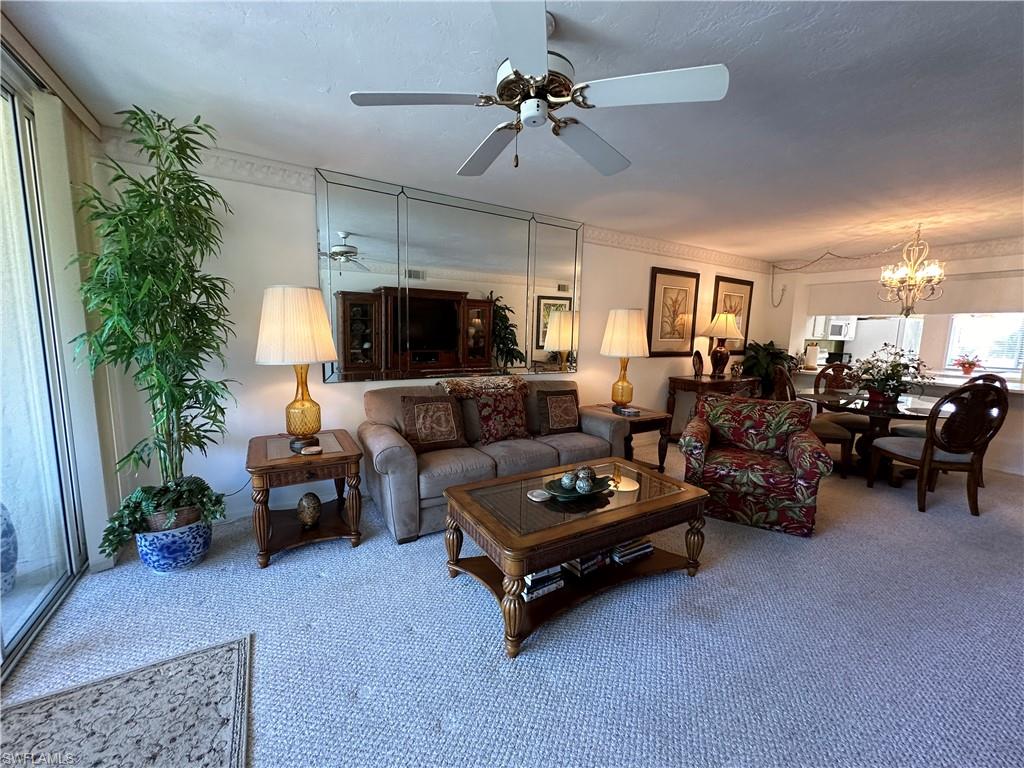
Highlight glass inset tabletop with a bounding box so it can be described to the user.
[465,460,686,537]
[795,389,950,419]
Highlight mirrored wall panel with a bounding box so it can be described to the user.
[316,170,582,382]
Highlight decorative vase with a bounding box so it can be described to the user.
[135,520,212,573]
[296,492,322,529]
[865,387,900,407]
[1,502,18,596]
[959,364,976,376]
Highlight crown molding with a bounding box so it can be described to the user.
[583,226,771,274]
[772,236,1023,274]
[99,128,316,194]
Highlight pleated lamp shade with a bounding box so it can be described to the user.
[699,312,743,340]
[255,285,338,365]
[543,310,578,352]
[600,309,649,358]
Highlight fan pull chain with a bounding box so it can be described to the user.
[513,126,519,168]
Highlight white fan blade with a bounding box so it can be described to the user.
[457,122,519,176]
[575,64,729,109]
[553,120,630,176]
[491,1,549,79]
[350,92,486,107]
[347,261,369,272]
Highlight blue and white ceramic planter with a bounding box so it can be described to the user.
[135,520,212,573]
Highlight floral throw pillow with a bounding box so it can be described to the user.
[477,390,530,445]
[400,395,468,454]
[536,389,581,435]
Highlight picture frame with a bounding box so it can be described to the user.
[711,275,754,354]
[646,267,700,357]
[535,295,573,350]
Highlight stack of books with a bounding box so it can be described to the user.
[612,538,654,565]
[522,565,564,602]
[562,552,611,578]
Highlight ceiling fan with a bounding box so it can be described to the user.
[318,232,369,271]
[350,2,729,177]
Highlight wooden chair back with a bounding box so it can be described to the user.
[927,382,1008,457]
[967,372,1009,392]
[814,363,856,392]
[771,365,796,402]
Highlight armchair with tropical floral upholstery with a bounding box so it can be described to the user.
[679,394,833,536]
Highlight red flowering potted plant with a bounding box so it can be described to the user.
[952,353,981,376]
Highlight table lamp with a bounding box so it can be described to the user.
[543,310,577,371]
[255,285,338,453]
[699,312,743,379]
[600,308,650,409]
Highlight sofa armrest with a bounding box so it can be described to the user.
[357,421,421,543]
[679,417,711,485]
[580,408,629,457]
[787,429,833,483]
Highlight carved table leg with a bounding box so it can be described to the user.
[501,576,527,658]
[623,433,635,463]
[685,514,705,577]
[345,462,362,546]
[657,424,669,473]
[444,514,463,578]
[252,484,270,568]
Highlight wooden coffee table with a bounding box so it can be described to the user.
[443,459,708,658]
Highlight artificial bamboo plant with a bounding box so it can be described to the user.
[75,107,234,557]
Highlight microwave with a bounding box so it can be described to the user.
[827,318,855,340]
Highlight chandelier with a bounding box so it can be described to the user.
[879,226,945,316]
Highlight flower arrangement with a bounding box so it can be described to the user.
[952,353,981,374]
[850,343,933,399]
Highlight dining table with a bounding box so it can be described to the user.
[795,388,950,484]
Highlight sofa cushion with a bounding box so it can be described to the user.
[536,389,581,435]
[697,395,811,455]
[477,439,558,477]
[364,384,443,431]
[526,380,579,434]
[818,411,872,431]
[401,395,468,454]
[536,432,610,465]
[477,390,530,445]
[702,446,798,495]
[417,447,495,498]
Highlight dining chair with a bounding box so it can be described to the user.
[867,382,1008,515]
[889,373,1008,486]
[813,363,872,437]
[773,366,853,478]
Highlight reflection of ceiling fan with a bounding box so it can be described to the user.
[319,232,369,271]
[350,2,729,176]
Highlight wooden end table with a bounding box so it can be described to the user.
[444,459,708,658]
[245,429,363,568]
[580,404,672,472]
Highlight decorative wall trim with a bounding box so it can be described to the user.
[583,225,771,274]
[100,129,316,194]
[773,236,1023,274]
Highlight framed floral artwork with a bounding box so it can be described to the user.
[712,275,754,354]
[646,267,700,356]
[535,295,572,350]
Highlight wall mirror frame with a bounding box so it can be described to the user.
[315,169,583,383]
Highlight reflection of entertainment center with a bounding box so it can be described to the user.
[335,287,493,378]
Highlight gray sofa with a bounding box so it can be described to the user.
[357,380,628,543]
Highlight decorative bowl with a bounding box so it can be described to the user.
[543,475,613,501]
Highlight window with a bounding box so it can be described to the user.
[945,313,1024,372]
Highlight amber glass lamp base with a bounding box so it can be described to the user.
[286,364,322,453]
[611,357,634,406]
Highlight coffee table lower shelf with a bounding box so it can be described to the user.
[449,547,696,657]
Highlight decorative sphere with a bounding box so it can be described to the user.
[575,476,594,494]
[560,471,578,489]
[576,465,595,480]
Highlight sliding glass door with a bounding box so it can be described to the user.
[1,74,84,673]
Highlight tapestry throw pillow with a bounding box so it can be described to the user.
[400,395,468,454]
[441,375,527,399]
[477,390,530,445]
[537,389,581,435]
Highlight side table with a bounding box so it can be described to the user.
[660,375,762,459]
[580,404,673,472]
[245,429,363,568]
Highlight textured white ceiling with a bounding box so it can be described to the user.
[6,1,1022,260]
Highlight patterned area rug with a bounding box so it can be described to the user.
[1,636,252,767]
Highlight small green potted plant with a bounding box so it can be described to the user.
[849,343,932,406]
[489,292,527,373]
[75,107,234,572]
[953,353,981,376]
[741,340,798,398]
